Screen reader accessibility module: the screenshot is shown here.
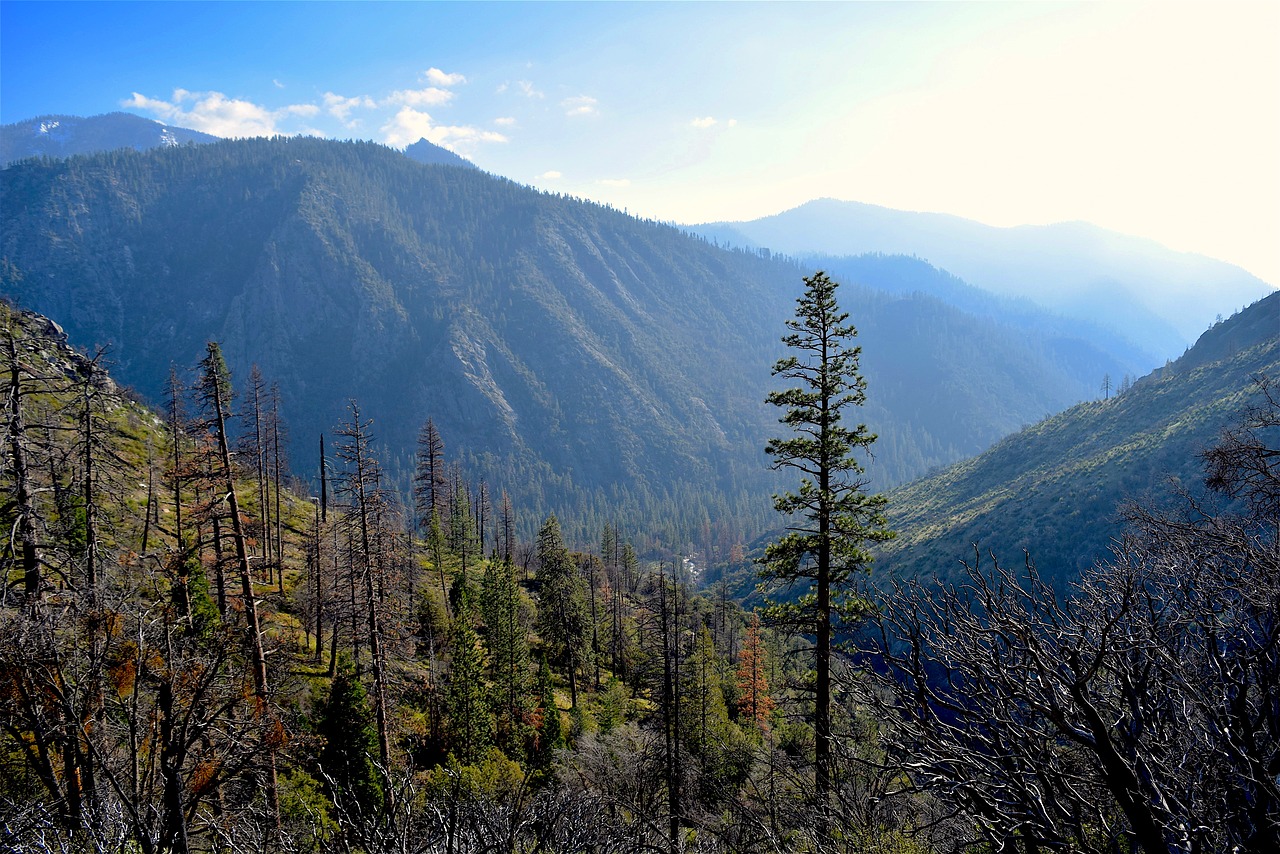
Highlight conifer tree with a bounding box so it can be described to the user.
[335,401,392,776]
[532,654,564,768]
[317,662,383,817]
[736,613,774,732]
[445,613,492,766]
[680,625,731,758]
[199,341,281,828]
[760,271,894,826]
[481,557,531,754]
[414,417,447,531]
[535,515,589,707]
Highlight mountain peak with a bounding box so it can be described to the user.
[403,137,475,169]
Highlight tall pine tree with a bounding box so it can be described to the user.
[759,271,894,829]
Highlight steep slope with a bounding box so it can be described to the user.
[694,198,1274,360]
[0,137,1140,540]
[881,290,1280,586]
[0,112,219,164]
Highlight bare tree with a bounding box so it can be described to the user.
[859,382,1280,853]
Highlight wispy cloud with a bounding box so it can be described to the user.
[598,178,630,188]
[500,80,544,99]
[691,116,736,129]
[323,92,377,126]
[380,107,508,150]
[562,95,598,117]
[383,87,455,108]
[536,170,562,180]
[122,89,310,137]
[494,116,517,127]
[422,68,466,87]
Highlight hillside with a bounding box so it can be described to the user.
[0,112,219,165]
[880,289,1280,586]
[1,136,1140,542]
[694,198,1275,361]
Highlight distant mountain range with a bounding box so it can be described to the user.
[692,199,1275,362]
[0,134,1153,542]
[880,289,1280,586]
[0,112,219,164]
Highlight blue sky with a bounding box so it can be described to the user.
[3,1,1278,285]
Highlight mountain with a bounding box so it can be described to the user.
[0,136,1145,542]
[692,198,1275,361]
[0,112,219,165]
[403,137,477,169]
[879,289,1280,586]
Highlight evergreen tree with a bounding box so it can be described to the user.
[759,271,895,826]
[535,515,590,707]
[445,615,492,766]
[481,557,531,755]
[532,654,564,769]
[680,626,731,758]
[317,663,383,817]
[427,507,451,617]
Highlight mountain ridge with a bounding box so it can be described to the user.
[0,136,1160,542]
[0,111,219,164]
[692,198,1273,359]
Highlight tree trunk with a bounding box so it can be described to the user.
[205,347,280,831]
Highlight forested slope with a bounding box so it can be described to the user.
[3,136,1137,542]
[881,289,1280,585]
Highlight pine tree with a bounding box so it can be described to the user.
[445,615,492,766]
[680,625,731,758]
[317,662,383,817]
[413,417,447,531]
[532,654,564,768]
[760,271,895,826]
[736,613,774,732]
[334,401,392,777]
[535,516,589,707]
[481,557,531,755]
[198,341,281,827]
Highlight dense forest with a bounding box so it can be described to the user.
[3,290,1276,853]
[0,136,1151,545]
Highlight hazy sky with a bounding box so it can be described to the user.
[3,1,1278,285]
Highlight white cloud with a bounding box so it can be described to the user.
[690,116,717,128]
[383,87,454,108]
[598,178,630,188]
[322,92,377,126]
[273,79,285,89]
[122,89,300,137]
[493,116,517,127]
[422,68,466,87]
[562,95,598,117]
[380,107,508,150]
[536,170,562,180]
[514,80,544,99]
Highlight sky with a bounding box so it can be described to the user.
[3,1,1278,285]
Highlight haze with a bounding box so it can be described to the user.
[2,0,1277,285]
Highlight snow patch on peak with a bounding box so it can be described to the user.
[39,120,60,134]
